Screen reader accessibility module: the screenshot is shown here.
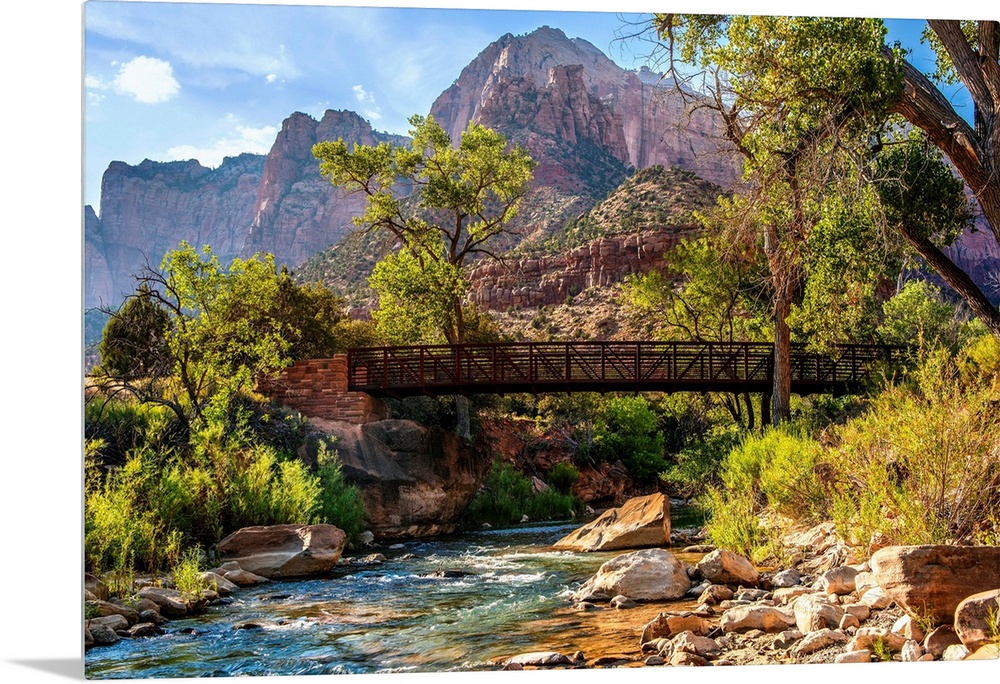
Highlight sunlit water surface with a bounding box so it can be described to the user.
[85,519,705,678]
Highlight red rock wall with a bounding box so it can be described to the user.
[261,355,387,424]
[468,225,699,310]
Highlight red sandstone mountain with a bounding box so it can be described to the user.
[430,26,739,186]
[86,154,264,309]
[241,110,408,266]
[84,25,997,314]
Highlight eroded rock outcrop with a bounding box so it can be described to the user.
[553,492,670,552]
[468,226,698,310]
[870,545,1000,624]
[216,523,346,579]
[312,418,489,539]
[86,154,265,309]
[430,26,739,186]
[242,110,408,266]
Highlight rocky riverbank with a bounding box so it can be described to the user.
[502,513,1000,669]
[84,510,999,672]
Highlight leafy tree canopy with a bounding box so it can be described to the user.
[93,243,353,427]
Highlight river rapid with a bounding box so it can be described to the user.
[85,519,705,678]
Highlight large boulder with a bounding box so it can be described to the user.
[954,589,1000,652]
[641,612,711,643]
[312,419,489,539]
[719,605,796,633]
[794,593,845,633]
[696,549,759,587]
[572,548,691,602]
[553,493,669,552]
[136,587,188,618]
[216,524,346,579]
[870,545,1000,624]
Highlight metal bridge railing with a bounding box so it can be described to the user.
[347,341,907,398]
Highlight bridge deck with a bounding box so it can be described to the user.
[347,341,905,398]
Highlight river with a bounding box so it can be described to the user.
[85,516,706,678]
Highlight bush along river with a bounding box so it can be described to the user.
[85,513,708,679]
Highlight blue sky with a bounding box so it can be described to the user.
[81,0,979,212]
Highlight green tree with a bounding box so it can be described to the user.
[877,280,959,348]
[591,395,667,482]
[652,15,901,424]
[897,21,1000,267]
[97,283,171,378]
[313,115,535,437]
[652,14,1000,341]
[92,243,347,429]
[622,236,770,427]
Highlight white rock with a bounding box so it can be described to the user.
[835,650,872,663]
[942,644,970,661]
[507,651,572,667]
[901,639,924,662]
[891,614,925,643]
[794,593,845,633]
[791,628,848,656]
[572,548,691,602]
[697,548,759,587]
[858,585,892,609]
[720,605,796,633]
[821,566,860,595]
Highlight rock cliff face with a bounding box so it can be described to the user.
[943,219,1000,305]
[468,225,698,310]
[86,153,265,309]
[429,26,739,187]
[86,112,405,310]
[241,110,408,266]
[311,418,489,540]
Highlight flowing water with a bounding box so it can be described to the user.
[85,518,706,679]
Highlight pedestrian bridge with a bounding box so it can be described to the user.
[347,341,907,398]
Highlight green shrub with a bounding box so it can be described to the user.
[545,461,579,494]
[702,426,827,561]
[590,395,667,482]
[660,424,742,499]
[463,461,578,528]
[315,441,367,541]
[85,448,184,575]
[830,344,1000,548]
[170,547,208,600]
[703,486,768,561]
[85,395,368,575]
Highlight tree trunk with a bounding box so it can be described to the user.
[764,224,796,426]
[889,35,1000,261]
[772,292,792,426]
[900,226,1000,339]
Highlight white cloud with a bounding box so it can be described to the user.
[166,123,278,167]
[113,56,180,103]
[85,74,108,90]
[352,84,373,103]
[87,92,106,106]
[265,73,277,83]
[352,84,381,121]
